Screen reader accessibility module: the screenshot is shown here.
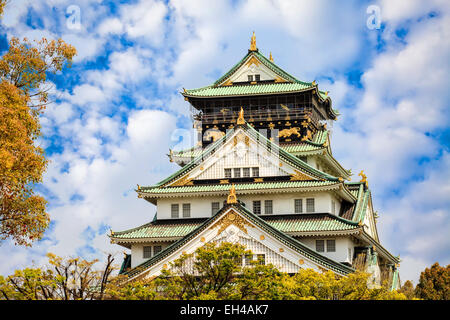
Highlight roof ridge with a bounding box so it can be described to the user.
[123,202,355,279]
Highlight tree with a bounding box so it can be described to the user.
[107,242,406,300]
[399,280,416,300]
[0,3,76,246]
[415,262,450,300]
[0,253,116,300]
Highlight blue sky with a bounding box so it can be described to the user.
[0,0,449,284]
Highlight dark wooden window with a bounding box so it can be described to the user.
[316,240,325,252]
[264,200,273,214]
[211,202,220,215]
[306,198,315,213]
[153,245,162,255]
[182,203,191,218]
[252,167,259,177]
[327,240,336,252]
[243,167,250,177]
[171,204,179,218]
[233,168,241,178]
[253,201,261,215]
[143,246,152,258]
[224,168,232,178]
[255,74,260,81]
[295,199,303,213]
[257,254,265,265]
[248,75,253,82]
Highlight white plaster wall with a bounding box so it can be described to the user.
[229,60,278,83]
[131,242,171,268]
[299,237,354,264]
[157,191,340,219]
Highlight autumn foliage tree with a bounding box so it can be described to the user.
[0,253,116,300]
[107,242,407,300]
[415,262,450,300]
[0,3,76,246]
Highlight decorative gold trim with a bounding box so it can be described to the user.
[213,209,254,235]
[245,56,260,68]
[278,127,301,138]
[358,170,368,187]
[254,178,264,183]
[237,107,245,125]
[220,179,229,184]
[290,170,312,181]
[279,248,284,253]
[269,52,273,62]
[227,184,238,204]
[200,237,205,242]
[299,259,304,265]
[170,175,193,187]
[260,235,265,240]
[221,79,233,86]
[250,31,257,51]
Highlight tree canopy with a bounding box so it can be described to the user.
[0,2,76,246]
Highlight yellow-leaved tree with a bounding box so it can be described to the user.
[0,2,77,245]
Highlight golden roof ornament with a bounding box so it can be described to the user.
[358,170,368,187]
[250,31,257,51]
[237,107,245,125]
[269,51,274,62]
[227,184,238,204]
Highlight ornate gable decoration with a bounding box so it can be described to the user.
[219,49,290,86]
[211,208,255,235]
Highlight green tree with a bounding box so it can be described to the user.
[0,253,116,300]
[0,0,76,246]
[415,262,450,300]
[399,280,416,300]
[108,242,406,300]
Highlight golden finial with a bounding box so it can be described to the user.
[237,107,245,125]
[169,149,174,162]
[269,52,273,62]
[227,184,238,204]
[250,31,257,51]
[183,87,187,93]
[358,170,368,187]
[137,184,141,190]
[312,80,316,85]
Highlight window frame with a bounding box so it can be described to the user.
[315,240,325,252]
[171,204,179,218]
[306,198,315,213]
[143,246,152,259]
[211,202,220,215]
[182,203,191,218]
[294,199,303,213]
[326,239,336,252]
[264,200,273,214]
[253,200,261,215]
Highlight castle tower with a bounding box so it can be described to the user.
[109,34,400,289]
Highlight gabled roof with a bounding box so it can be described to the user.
[117,201,355,280]
[111,213,360,246]
[182,49,333,112]
[145,122,339,188]
[170,128,351,179]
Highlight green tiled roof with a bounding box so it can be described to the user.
[172,130,328,159]
[149,123,339,191]
[264,214,358,233]
[112,213,358,242]
[183,50,331,103]
[120,202,355,279]
[141,180,338,194]
[112,219,204,240]
[185,82,315,98]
